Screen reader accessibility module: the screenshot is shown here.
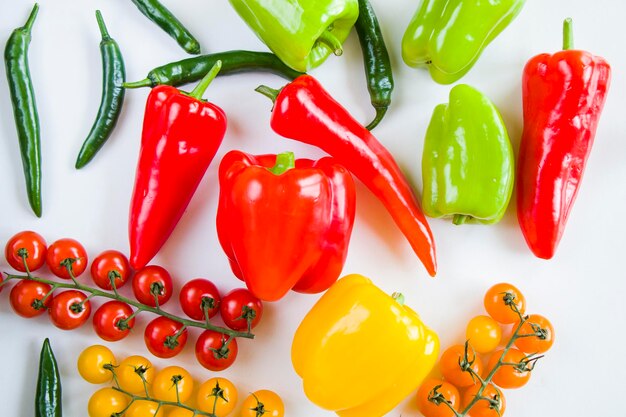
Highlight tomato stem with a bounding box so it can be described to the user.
[110,385,219,416]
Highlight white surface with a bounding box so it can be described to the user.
[0,0,624,416]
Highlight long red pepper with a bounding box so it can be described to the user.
[129,62,226,270]
[517,19,611,259]
[257,75,436,276]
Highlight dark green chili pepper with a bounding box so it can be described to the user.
[354,0,394,131]
[75,10,126,169]
[35,338,62,417]
[4,3,41,217]
[123,50,304,89]
[130,0,201,55]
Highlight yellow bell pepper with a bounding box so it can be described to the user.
[291,274,439,417]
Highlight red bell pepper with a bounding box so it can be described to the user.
[517,19,611,259]
[217,150,356,301]
[129,62,226,270]
[256,75,436,276]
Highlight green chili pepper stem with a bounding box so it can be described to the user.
[189,60,222,100]
[24,3,39,33]
[317,30,343,56]
[453,214,470,225]
[255,85,281,103]
[268,151,296,175]
[563,18,574,50]
[35,338,62,417]
[95,10,110,39]
[365,107,387,131]
[123,78,153,88]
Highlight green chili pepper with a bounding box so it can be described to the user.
[402,0,526,84]
[422,84,514,225]
[75,10,126,169]
[35,338,62,417]
[355,0,394,131]
[228,0,359,72]
[130,0,201,55]
[123,50,304,89]
[4,3,42,217]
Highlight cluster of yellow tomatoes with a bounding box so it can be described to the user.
[77,345,284,417]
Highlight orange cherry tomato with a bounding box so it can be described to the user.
[416,378,460,417]
[488,348,532,389]
[240,390,284,417]
[439,344,483,388]
[514,314,554,354]
[462,383,506,417]
[484,283,526,324]
[466,315,502,354]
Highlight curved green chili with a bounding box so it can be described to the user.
[354,0,394,131]
[75,10,126,169]
[123,50,304,89]
[130,0,201,54]
[35,338,62,417]
[4,3,42,217]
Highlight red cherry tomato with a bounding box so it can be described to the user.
[132,265,173,307]
[49,290,91,330]
[220,288,263,331]
[144,316,188,358]
[5,231,47,272]
[46,238,88,279]
[179,278,221,321]
[93,300,135,342]
[90,250,131,290]
[9,280,53,318]
[195,330,238,371]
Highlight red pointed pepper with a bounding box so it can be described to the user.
[256,75,436,276]
[129,62,226,270]
[217,150,356,301]
[517,19,611,259]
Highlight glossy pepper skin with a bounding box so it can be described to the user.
[228,0,359,72]
[517,19,611,259]
[129,63,226,270]
[257,75,437,276]
[402,0,526,84]
[422,84,514,225]
[217,151,356,301]
[292,274,439,417]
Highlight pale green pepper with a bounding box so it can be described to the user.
[422,84,514,224]
[402,0,526,84]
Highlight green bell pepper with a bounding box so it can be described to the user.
[402,0,526,84]
[422,84,514,225]
[228,0,359,72]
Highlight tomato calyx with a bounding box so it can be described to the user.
[505,353,543,373]
[210,380,229,403]
[210,336,233,359]
[427,384,455,408]
[164,325,187,350]
[249,393,267,417]
[459,340,480,380]
[236,305,257,332]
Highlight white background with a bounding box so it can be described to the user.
[0,0,624,416]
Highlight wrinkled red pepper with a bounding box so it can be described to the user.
[517,19,611,259]
[217,150,356,301]
[129,62,226,270]
[256,75,436,276]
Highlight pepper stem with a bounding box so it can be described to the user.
[23,3,39,33]
[189,60,222,100]
[318,30,343,56]
[392,292,405,306]
[268,152,295,175]
[453,214,470,225]
[563,18,574,50]
[95,10,110,40]
[366,107,388,131]
[255,85,281,103]
[123,79,153,89]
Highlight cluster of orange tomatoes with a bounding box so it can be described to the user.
[416,283,555,417]
[78,345,284,417]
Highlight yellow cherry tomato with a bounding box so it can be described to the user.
[87,387,129,417]
[152,366,194,403]
[466,315,502,353]
[125,399,165,417]
[196,377,238,416]
[77,345,117,384]
[117,355,155,394]
[166,406,195,417]
[241,390,284,417]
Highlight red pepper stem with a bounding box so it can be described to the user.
[268,152,295,175]
[318,30,343,56]
[189,60,222,100]
[563,18,574,50]
[23,3,39,33]
[255,85,281,103]
[95,10,110,40]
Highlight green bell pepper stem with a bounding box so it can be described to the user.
[453,214,470,225]
[189,60,222,100]
[563,18,574,50]
[268,151,296,175]
[318,30,343,56]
